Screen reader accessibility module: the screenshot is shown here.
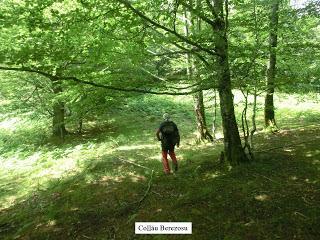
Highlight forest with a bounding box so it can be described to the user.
[0,0,320,239]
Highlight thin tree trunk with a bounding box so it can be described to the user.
[194,91,214,142]
[183,6,213,142]
[241,89,254,160]
[78,118,83,134]
[212,89,218,139]
[213,0,248,164]
[264,0,279,129]
[52,80,67,139]
[250,0,258,149]
[251,87,257,148]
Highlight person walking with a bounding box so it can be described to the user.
[156,113,180,174]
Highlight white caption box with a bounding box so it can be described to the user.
[135,222,192,234]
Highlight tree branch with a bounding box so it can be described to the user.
[0,65,216,95]
[180,1,216,26]
[0,66,54,79]
[118,0,218,56]
[149,28,211,66]
[205,0,219,19]
[62,75,214,95]
[171,42,210,67]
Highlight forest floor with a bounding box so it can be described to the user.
[0,94,320,240]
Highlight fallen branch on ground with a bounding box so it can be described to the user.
[135,170,154,206]
[252,173,279,184]
[117,157,154,206]
[118,157,152,170]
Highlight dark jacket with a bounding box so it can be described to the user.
[156,120,180,149]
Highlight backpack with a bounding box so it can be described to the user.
[161,121,175,135]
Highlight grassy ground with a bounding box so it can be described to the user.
[0,94,320,239]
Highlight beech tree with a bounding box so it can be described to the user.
[265,0,280,130]
[118,0,249,164]
[1,0,318,165]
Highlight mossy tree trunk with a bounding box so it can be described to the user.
[52,80,67,139]
[265,0,279,129]
[186,3,213,143]
[193,91,214,142]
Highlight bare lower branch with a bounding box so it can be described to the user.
[0,66,54,79]
[62,75,215,95]
[0,65,216,95]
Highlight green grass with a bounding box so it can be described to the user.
[0,93,320,239]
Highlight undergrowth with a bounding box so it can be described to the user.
[0,93,320,239]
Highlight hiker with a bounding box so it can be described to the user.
[156,113,180,174]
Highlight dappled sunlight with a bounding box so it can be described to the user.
[312,160,320,165]
[290,176,298,181]
[1,152,40,171]
[180,142,215,151]
[127,172,147,182]
[304,178,318,184]
[93,171,146,186]
[254,194,270,201]
[116,144,158,151]
[1,0,320,235]
[279,100,320,112]
[0,195,18,210]
[46,220,56,227]
[305,150,320,158]
[284,147,294,152]
[147,154,162,161]
[203,172,222,180]
[0,141,118,209]
[0,117,21,130]
[69,207,79,212]
[95,175,125,185]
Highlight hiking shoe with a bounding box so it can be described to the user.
[174,164,178,172]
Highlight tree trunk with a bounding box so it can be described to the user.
[52,80,67,139]
[264,0,279,129]
[213,0,248,165]
[212,89,218,139]
[184,3,213,143]
[194,91,214,142]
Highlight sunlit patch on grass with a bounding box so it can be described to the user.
[312,160,320,165]
[69,207,79,212]
[254,194,270,201]
[290,176,298,180]
[204,172,221,179]
[0,117,20,130]
[116,144,157,151]
[95,175,126,185]
[0,92,320,239]
[284,147,293,152]
[147,154,161,161]
[47,220,56,226]
[306,150,320,158]
[0,141,118,209]
[127,172,146,182]
[0,196,18,210]
[244,219,255,227]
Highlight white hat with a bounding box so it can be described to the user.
[163,113,170,120]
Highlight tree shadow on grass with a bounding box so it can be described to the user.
[0,140,223,240]
[0,154,154,239]
[0,128,320,240]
